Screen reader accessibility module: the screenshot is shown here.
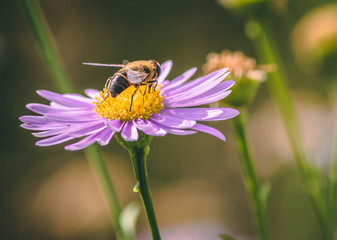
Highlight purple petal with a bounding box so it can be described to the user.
[32,130,63,138]
[149,121,197,135]
[85,89,101,99]
[165,71,230,102]
[32,122,105,138]
[159,108,224,121]
[191,81,234,99]
[45,111,100,122]
[36,134,74,147]
[133,119,167,136]
[164,90,232,108]
[50,102,73,109]
[163,82,237,117]
[32,125,77,138]
[166,80,235,104]
[164,68,228,96]
[121,121,139,141]
[63,93,96,104]
[160,80,170,88]
[48,107,90,114]
[209,108,239,121]
[20,115,53,125]
[150,113,196,129]
[96,128,115,146]
[192,123,226,141]
[157,60,172,84]
[161,67,197,92]
[67,122,106,137]
[64,129,106,151]
[26,103,92,116]
[106,120,124,132]
[37,90,94,108]
[20,123,65,131]
[44,107,92,114]
[26,103,50,115]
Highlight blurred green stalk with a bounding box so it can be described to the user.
[328,129,337,240]
[247,17,328,234]
[328,87,337,240]
[85,145,129,240]
[18,1,128,239]
[231,113,269,240]
[18,0,74,93]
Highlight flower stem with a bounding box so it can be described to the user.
[327,86,337,240]
[328,130,337,240]
[115,133,161,240]
[18,1,127,239]
[231,113,269,240]
[17,0,75,93]
[129,146,161,240]
[247,16,328,233]
[85,145,129,240]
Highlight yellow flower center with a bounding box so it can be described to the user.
[94,85,165,121]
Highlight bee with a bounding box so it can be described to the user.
[83,60,161,110]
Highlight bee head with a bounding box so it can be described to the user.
[150,60,161,78]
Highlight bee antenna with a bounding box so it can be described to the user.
[82,62,125,67]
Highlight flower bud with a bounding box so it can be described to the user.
[203,50,274,107]
[291,4,337,75]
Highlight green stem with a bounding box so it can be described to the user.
[18,0,74,93]
[84,145,129,240]
[248,17,328,233]
[327,87,337,240]
[18,1,127,239]
[328,128,337,240]
[231,113,269,240]
[115,133,161,240]
[129,146,161,240]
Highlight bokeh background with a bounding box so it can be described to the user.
[1,0,337,239]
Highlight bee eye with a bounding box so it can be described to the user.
[153,61,161,76]
[144,67,150,74]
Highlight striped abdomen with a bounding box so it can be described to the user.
[105,71,131,98]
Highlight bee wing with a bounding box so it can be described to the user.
[127,69,148,84]
[83,62,125,68]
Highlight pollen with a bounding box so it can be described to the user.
[94,85,165,122]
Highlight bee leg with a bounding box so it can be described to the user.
[138,88,144,96]
[146,80,157,92]
[154,81,158,91]
[130,85,140,111]
[148,80,158,91]
[142,85,148,104]
[100,93,109,103]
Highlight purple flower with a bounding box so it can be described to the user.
[20,61,239,151]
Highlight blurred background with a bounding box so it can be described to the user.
[1,0,337,239]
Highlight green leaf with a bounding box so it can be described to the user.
[219,233,237,240]
[260,182,271,206]
[120,202,142,239]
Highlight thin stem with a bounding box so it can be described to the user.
[231,113,269,240]
[127,145,161,240]
[18,0,74,93]
[327,86,337,240]
[328,127,337,240]
[248,17,328,233]
[85,145,129,240]
[18,1,127,239]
